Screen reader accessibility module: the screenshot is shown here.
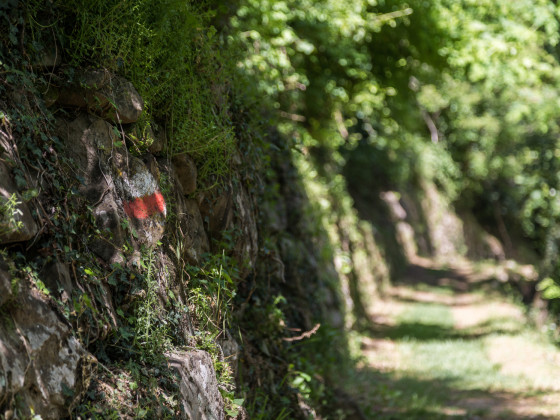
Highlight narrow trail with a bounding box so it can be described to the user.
[350,257,560,419]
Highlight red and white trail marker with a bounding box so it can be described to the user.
[120,167,166,220]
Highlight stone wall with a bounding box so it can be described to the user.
[0,68,251,418]
[0,59,345,417]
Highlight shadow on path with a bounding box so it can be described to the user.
[349,364,554,420]
[396,259,499,293]
[344,258,559,419]
[362,320,522,342]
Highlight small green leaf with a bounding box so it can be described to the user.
[81,294,96,312]
[36,279,50,295]
[225,408,239,417]
[537,278,560,299]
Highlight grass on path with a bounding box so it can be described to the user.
[344,260,560,419]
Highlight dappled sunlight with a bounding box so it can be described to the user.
[5,0,560,416]
[344,257,560,419]
[232,0,560,413]
[345,360,560,419]
[487,334,560,392]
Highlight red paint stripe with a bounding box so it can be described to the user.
[123,190,166,220]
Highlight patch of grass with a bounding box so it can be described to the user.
[187,249,239,337]
[379,302,454,341]
[386,301,527,391]
[401,339,508,389]
[351,282,560,419]
[398,302,455,329]
[132,248,172,362]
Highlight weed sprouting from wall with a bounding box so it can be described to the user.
[0,193,24,237]
[133,248,172,361]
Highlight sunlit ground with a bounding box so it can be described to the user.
[345,258,560,419]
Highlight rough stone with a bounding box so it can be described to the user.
[0,161,38,245]
[0,261,12,307]
[181,199,210,264]
[54,73,143,124]
[58,115,166,254]
[261,199,287,233]
[198,189,233,236]
[155,159,208,263]
[43,86,59,107]
[172,154,198,195]
[167,350,225,420]
[72,118,126,263]
[58,115,113,191]
[233,185,258,278]
[113,155,166,249]
[41,261,73,302]
[32,42,62,69]
[108,77,144,124]
[218,330,241,379]
[57,115,126,263]
[90,191,126,264]
[140,157,160,194]
[148,127,167,155]
[74,68,112,90]
[54,68,111,112]
[0,285,95,418]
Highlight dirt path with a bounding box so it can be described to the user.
[351,257,560,419]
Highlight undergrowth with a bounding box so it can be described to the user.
[1,1,364,418]
[1,2,243,417]
[26,0,237,183]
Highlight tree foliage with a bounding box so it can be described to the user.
[233,0,560,281]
